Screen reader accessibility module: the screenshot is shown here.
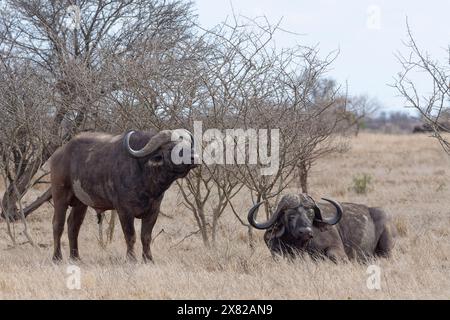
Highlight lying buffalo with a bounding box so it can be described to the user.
[248,194,396,262]
[49,129,198,262]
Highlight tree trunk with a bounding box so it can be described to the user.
[355,120,360,136]
[1,186,19,221]
[1,156,51,220]
[298,162,309,193]
[107,210,117,243]
[200,228,210,248]
[211,212,218,246]
[248,226,254,250]
[1,161,39,220]
[197,207,210,248]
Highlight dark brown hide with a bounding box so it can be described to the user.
[260,197,396,262]
[50,130,196,262]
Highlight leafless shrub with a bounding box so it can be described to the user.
[393,20,450,151]
[98,210,117,248]
[346,94,381,135]
[0,59,51,222]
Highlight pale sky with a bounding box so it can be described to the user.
[194,0,450,115]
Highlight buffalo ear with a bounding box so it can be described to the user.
[313,220,332,232]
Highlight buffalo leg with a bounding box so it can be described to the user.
[52,197,69,262]
[141,213,158,263]
[325,247,348,263]
[117,211,137,262]
[375,225,396,258]
[370,208,396,258]
[67,203,88,260]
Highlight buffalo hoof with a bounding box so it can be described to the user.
[52,255,63,264]
[69,256,82,264]
[142,254,154,264]
[126,253,138,263]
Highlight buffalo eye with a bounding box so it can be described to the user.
[150,154,163,162]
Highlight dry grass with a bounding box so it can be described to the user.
[1,133,450,299]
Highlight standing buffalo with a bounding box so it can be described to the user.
[248,194,396,262]
[49,129,198,262]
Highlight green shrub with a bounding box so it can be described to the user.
[351,173,373,194]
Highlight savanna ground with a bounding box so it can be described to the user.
[1,133,450,299]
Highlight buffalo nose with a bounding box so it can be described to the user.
[299,227,313,239]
